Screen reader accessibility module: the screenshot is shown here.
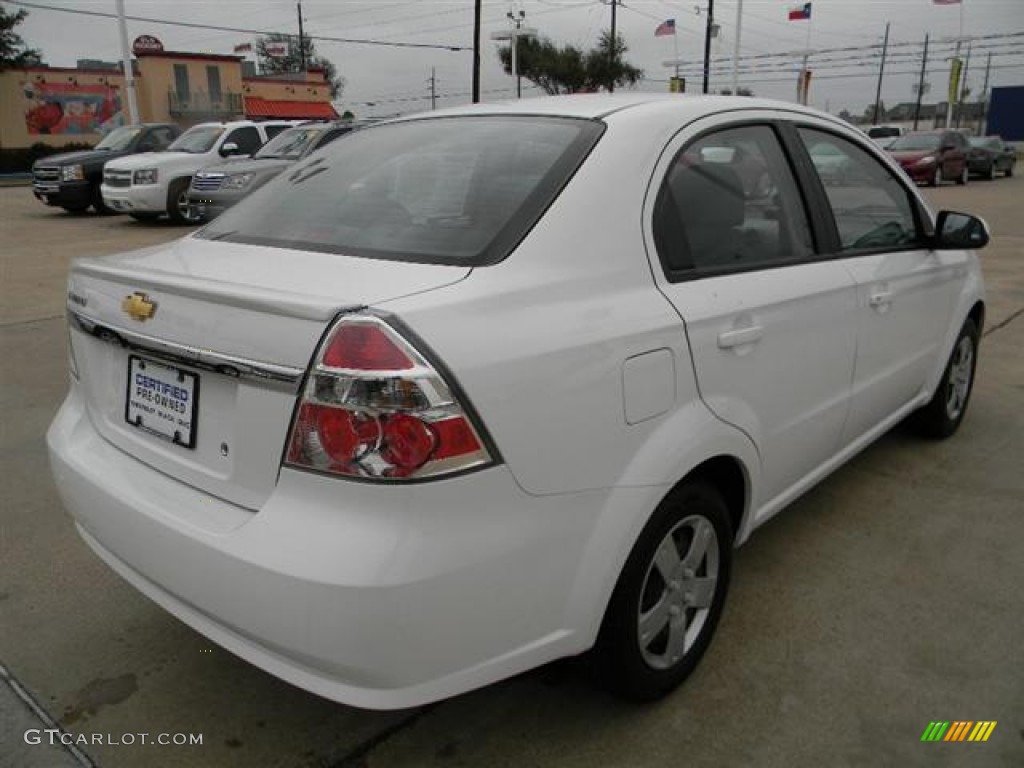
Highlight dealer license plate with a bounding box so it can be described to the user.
[125,356,199,449]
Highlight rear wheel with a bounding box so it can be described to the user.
[912,318,978,439]
[594,481,732,701]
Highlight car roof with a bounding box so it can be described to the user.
[387,93,856,140]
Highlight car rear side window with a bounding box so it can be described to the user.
[798,128,921,252]
[197,116,604,266]
[653,124,814,277]
[225,126,262,155]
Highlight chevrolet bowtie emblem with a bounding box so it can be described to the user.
[121,291,157,322]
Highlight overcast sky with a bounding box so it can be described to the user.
[13,0,1024,118]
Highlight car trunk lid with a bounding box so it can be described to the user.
[68,237,471,510]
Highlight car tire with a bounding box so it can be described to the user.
[985,162,997,181]
[912,318,979,440]
[929,167,942,187]
[956,165,968,185]
[128,212,161,223]
[166,178,198,224]
[91,183,114,215]
[1007,163,1014,178]
[594,481,732,702]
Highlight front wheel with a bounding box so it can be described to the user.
[166,178,199,224]
[91,183,114,214]
[929,166,942,187]
[1006,163,1014,178]
[129,212,160,222]
[986,162,997,181]
[956,165,968,185]
[911,318,978,439]
[594,481,732,701]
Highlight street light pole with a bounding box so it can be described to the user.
[115,0,139,124]
[913,33,929,130]
[472,0,481,103]
[609,0,617,93]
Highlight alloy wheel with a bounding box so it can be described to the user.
[637,514,719,670]
[945,336,974,421]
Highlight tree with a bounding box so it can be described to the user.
[498,30,642,96]
[255,33,344,99]
[1,5,42,71]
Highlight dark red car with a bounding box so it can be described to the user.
[886,130,970,186]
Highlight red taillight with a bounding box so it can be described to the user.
[322,323,413,371]
[285,315,493,481]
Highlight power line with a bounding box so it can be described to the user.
[6,0,471,51]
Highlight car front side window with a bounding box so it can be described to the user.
[653,124,815,278]
[798,128,922,253]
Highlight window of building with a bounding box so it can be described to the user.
[206,66,222,103]
[174,64,190,101]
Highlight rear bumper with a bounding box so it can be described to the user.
[101,183,166,214]
[46,385,634,709]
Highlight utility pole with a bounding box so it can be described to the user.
[702,0,715,94]
[609,0,617,93]
[429,67,437,110]
[508,10,526,99]
[115,0,139,124]
[913,33,929,130]
[472,0,481,103]
[872,22,890,125]
[297,1,306,73]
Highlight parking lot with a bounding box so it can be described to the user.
[1,176,1022,767]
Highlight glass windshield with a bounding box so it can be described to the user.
[168,126,225,154]
[889,133,941,151]
[95,126,142,151]
[197,116,604,266]
[255,126,324,159]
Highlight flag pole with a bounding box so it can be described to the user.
[674,24,680,80]
[946,0,964,127]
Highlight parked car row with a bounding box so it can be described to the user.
[861,128,1016,186]
[31,119,359,224]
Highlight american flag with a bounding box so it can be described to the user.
[655,19,676,37]
[932,0,962,4]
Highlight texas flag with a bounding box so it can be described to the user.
[788,3,812,20]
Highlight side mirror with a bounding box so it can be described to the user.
[220,142,240,157]
[932,210,990,251]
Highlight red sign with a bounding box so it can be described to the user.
[132,35,164,55]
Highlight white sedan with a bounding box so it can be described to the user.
[48,94,988,709]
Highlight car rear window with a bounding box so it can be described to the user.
[196,116,604,266]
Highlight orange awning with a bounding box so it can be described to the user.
[244,97,337,120]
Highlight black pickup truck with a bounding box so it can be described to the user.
[31,123,181,213]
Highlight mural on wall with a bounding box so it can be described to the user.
[21,81,124,135]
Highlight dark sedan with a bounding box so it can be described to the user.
[968,136,1016,179]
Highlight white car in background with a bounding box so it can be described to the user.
[100,119,293,223]
[50,95,988,709]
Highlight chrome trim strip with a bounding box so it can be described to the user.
[68,309,304,392]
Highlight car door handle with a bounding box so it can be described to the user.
[869,290,893,308]
[717,325,764,349]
